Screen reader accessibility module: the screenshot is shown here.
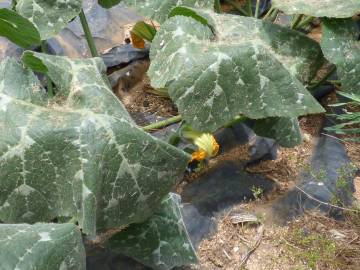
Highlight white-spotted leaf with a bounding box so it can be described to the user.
[254,117,302,147]
[108,193,197,270]
[321,18,360,95]
[272,0,360,18]
[0,223,85,270]
[149,10,325,132]
[15,0,82,39]
[0,54,189,235]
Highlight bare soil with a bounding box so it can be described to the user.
[113,61,178,126]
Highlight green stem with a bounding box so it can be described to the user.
[308,65,336,91]
[263,7,274,20]
[11,0,17,11]
[224,0,249,16]
[291,14,303,29]
[327,79,341,85]
[214,0,221,13]
[255,0,260,18]
[224,115,247,128]
[79,9,99,57]
[297,16,315,29]
[246,0,253,17]
[145,88,169,97]
[40,41,54,97]
[142,115,182,131]
[67,217,77,224]
[269,8,279,22]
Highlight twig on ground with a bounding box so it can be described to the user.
[223,249,232,260]
[295,186,359,213]
[240,224,264,267]
[335,235,359,257]
[321,132,360,151]
[281,236,303,250]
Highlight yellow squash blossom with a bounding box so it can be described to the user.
[182,128,220,161]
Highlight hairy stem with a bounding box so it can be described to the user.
[291,14,303,29]
[224,0,249,16]
[269,8,279,22]
[254,0,260,18]
[142,115,182,131]
[246,0,253,17]
[263,7,274,20]
[297,16,315,29]
[79,9,115,88]
[224,115,247,128]
[79,9,99,57]
[308,65,337,91]
[11,0,17,11]
[40,41,54,97]
[214,0,221,13]
[67,217,77,224]
[327,79,341,85]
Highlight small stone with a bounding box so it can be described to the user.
[329,229,346,240]
[302,132,311,142]
[230,212,258,224]
[316,223,326,231]
[143,100,149,107]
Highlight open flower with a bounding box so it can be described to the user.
[182,127,219,161]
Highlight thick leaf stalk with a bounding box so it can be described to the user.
[79,9,99,57]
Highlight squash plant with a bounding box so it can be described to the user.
[132,4,324,147]
[1,0,360,270]
[0,1,208,269]
[126,0,360,146]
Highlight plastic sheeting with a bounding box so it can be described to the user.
[273,102,357,221]
[0,0,148,67]
[47,0,143,59]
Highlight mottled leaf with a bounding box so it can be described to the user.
[321,18,360,95]
[123,0,214,23]
[253,117,302,147]
[0,223,85,270]
[272,0,360,18]
[108,193,197,270]
[0,54,189,235]
[149,10,324,132]
[0,8,40,48]
[15,0,82,39]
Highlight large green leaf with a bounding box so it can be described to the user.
[122,0,214,23]
[0,54,189,235]
[108,193,197,270]
[321,18,360,95]
[0,8,40,48]
[0,223,85,270]
[253,117,302,147]
[149,10,324,132]
[15,0,82,40]
[272,0,360,18]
